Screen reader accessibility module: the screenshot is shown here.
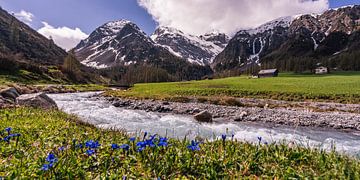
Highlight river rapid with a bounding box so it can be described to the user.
[48,92,360,156]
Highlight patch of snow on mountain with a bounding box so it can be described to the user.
[247,16,295,35]
[152,26,228,65]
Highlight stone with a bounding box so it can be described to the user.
[113,101,122,107]
[264,104,269,109]
[194,111,213,123]
[192,108,201,114]
[234,111,248,121]
[0,87,20,101]
[162,101,170,105]
[17,93,58,109]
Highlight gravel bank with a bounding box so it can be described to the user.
[107,97,360,131]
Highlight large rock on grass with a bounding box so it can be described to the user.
[194,111,213,123]
[17,93,58,109]
[0,87,20,101]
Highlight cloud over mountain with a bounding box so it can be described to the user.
[14,10,34,25]
[38,22,88,50]
[138,0,329,35]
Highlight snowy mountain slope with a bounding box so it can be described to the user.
[151,26,229,65]
[74,20,156,68]
[213,5,360,72]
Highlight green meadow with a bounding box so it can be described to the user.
[106,72,360,103]
[0,108,359,179]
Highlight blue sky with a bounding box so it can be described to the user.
[0,0,358,49]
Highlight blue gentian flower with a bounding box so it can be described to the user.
[136,141,146,148]
[86,149,96,156]
[120,144,130,151]
[129,137,136,142]
[136,141,147,152]
[264,142,269,145]
[46,153,58,163]
[145,139,156,148]
[76,143,84,149]
[41,163,53,171]
[111,144,120,150]
[137,147,145,152]
[85,140,101,149]
[3,136,10,142]
[158,137,168,147]
[10,133,21,137]
[5,127,12,133]
[187,140,200,151]
[158,141,168,147]
[221,134,227,141]
[257,137,262,142]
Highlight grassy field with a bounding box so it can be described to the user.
[0,108,359,179]
[106,72,360,103]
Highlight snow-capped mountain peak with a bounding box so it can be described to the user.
[74,19,155,69]
[152,26,229,65]
[247,16,296,35]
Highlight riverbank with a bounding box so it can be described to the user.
[106,95,360,131]
[1,107,360,179]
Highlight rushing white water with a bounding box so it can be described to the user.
[49,92,360,156]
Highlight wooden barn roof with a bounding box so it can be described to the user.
[258,69,278,74]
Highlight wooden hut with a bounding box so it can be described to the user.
[258,69,279,78]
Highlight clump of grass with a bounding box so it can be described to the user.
[222,97,243,107]
[0,108,360,179]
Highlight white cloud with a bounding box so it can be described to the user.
[138,0,329,35]
[38,22,88,50]
[14,10,34,25]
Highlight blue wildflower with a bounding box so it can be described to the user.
[85,140,101,149]
[3,136,10,142]
[120,144,130,151]
[158,137,168,147]
[136,141,146,148]
[111,144,120,150]
[10,133,21,137]
[46,153,58,164]
[137,147,145,152]
[187,140,200,151]
[221,134,227,141]
[41,163,53,171]
[264,142,269,145]
[86,149,96,156]
[158,141,168,147]
[5,127,12,133]
[145,139,156,148]
[257,137,262,142]
[129,137,136,142]
[136,141,147,152]
[58,146,65,151]
[76,143,84,149]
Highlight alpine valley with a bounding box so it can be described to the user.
[75,5,360,79]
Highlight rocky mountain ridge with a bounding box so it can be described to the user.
[151,26,229,65]
[213,5,360,72]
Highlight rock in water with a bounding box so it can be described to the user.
[234,111,248,121]
[194,111,213,123]
[17,93,58,109]
[0,87,20,101]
